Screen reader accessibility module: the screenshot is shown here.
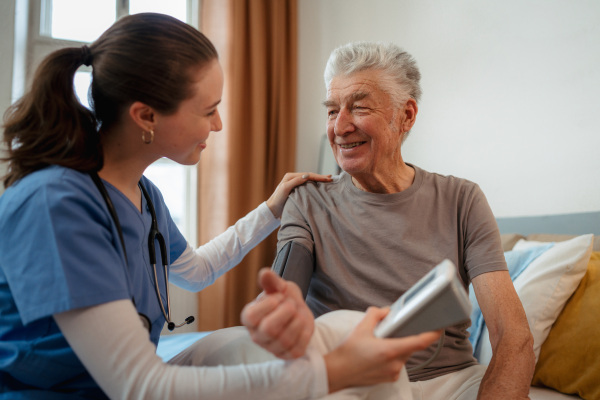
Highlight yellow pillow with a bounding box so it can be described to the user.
[532,251,600,399]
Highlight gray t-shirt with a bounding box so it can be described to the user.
[277,164,507,381]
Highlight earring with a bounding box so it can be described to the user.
[142,129,154,144]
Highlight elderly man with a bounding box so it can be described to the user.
[274,41,535,399]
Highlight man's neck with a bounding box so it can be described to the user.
[351,163,415,194]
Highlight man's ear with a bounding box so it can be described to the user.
[401,98,418,133]
[128,101,156,131]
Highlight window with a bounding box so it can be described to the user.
[43,0,189,43]
[28,0,199,245]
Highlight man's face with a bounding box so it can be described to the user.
[324,69,408,180]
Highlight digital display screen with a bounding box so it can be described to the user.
[404,271,436,303]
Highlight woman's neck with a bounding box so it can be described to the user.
[98,164,144,212]
[98,126,158,211]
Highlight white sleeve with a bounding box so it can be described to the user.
[53,299,328,400]
[169,202,280,292]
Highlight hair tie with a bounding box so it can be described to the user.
[81,45,93,67]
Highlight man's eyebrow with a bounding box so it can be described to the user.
[322,91,370,108]
[349,91,369,102]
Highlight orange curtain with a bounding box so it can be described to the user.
[196,0,298,331]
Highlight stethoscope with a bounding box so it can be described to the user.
[90,172,194,331]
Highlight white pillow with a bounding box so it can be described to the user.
[474,234,593,365]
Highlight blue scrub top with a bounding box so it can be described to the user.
[0,166,187,397]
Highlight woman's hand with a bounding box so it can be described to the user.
[241,269,315,359]
[324,307,442,393]
[266,172,333,219]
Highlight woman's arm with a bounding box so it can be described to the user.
[169,173,332,292]
[54,299,328,400]
[169,202,279,292]
[56,290,440,399]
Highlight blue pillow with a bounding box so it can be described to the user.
[467,243,554,355]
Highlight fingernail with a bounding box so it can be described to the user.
[302,174,309,179]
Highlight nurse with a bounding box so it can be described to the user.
[0,13,439,399]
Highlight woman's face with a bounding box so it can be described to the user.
[154,59,224,165]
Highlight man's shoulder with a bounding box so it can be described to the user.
[416,165,480,191]
[290,173,346,198]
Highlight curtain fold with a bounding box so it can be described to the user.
[196,0,298,330]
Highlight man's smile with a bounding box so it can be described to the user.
[338,141,366,150]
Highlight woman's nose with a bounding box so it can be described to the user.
[212,109,223,132]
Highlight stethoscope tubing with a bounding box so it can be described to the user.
[90,172,193,331]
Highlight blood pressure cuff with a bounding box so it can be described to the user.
[271,241,314,299]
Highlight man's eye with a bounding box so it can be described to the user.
[328,110,338,117]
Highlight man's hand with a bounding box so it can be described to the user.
[241,268,315,359]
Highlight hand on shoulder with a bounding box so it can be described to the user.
[266,172,332,219]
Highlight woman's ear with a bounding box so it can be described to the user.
[128,101,156,132]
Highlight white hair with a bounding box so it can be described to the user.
[324,41,422,107]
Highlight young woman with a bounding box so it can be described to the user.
[0,13,438,399]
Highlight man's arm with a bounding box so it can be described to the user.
[472,270,535,400]
[272,241,314,298]
[273,191,317,297]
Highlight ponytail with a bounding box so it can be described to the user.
[2,13,218,188]
[2,46,101,188]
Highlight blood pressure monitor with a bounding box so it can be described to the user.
[374,259,472,338]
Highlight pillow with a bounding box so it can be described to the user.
[527,233,600,252]
[157,332,211,361]
[468,243,553,351]
[500,233,525,251]
[532,252,600,399]
[474,234,593,365]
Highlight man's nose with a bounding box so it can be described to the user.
[334,109,355,136]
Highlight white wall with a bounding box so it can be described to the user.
[297,0,600,218]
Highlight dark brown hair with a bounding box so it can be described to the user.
[2,13,218,187]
